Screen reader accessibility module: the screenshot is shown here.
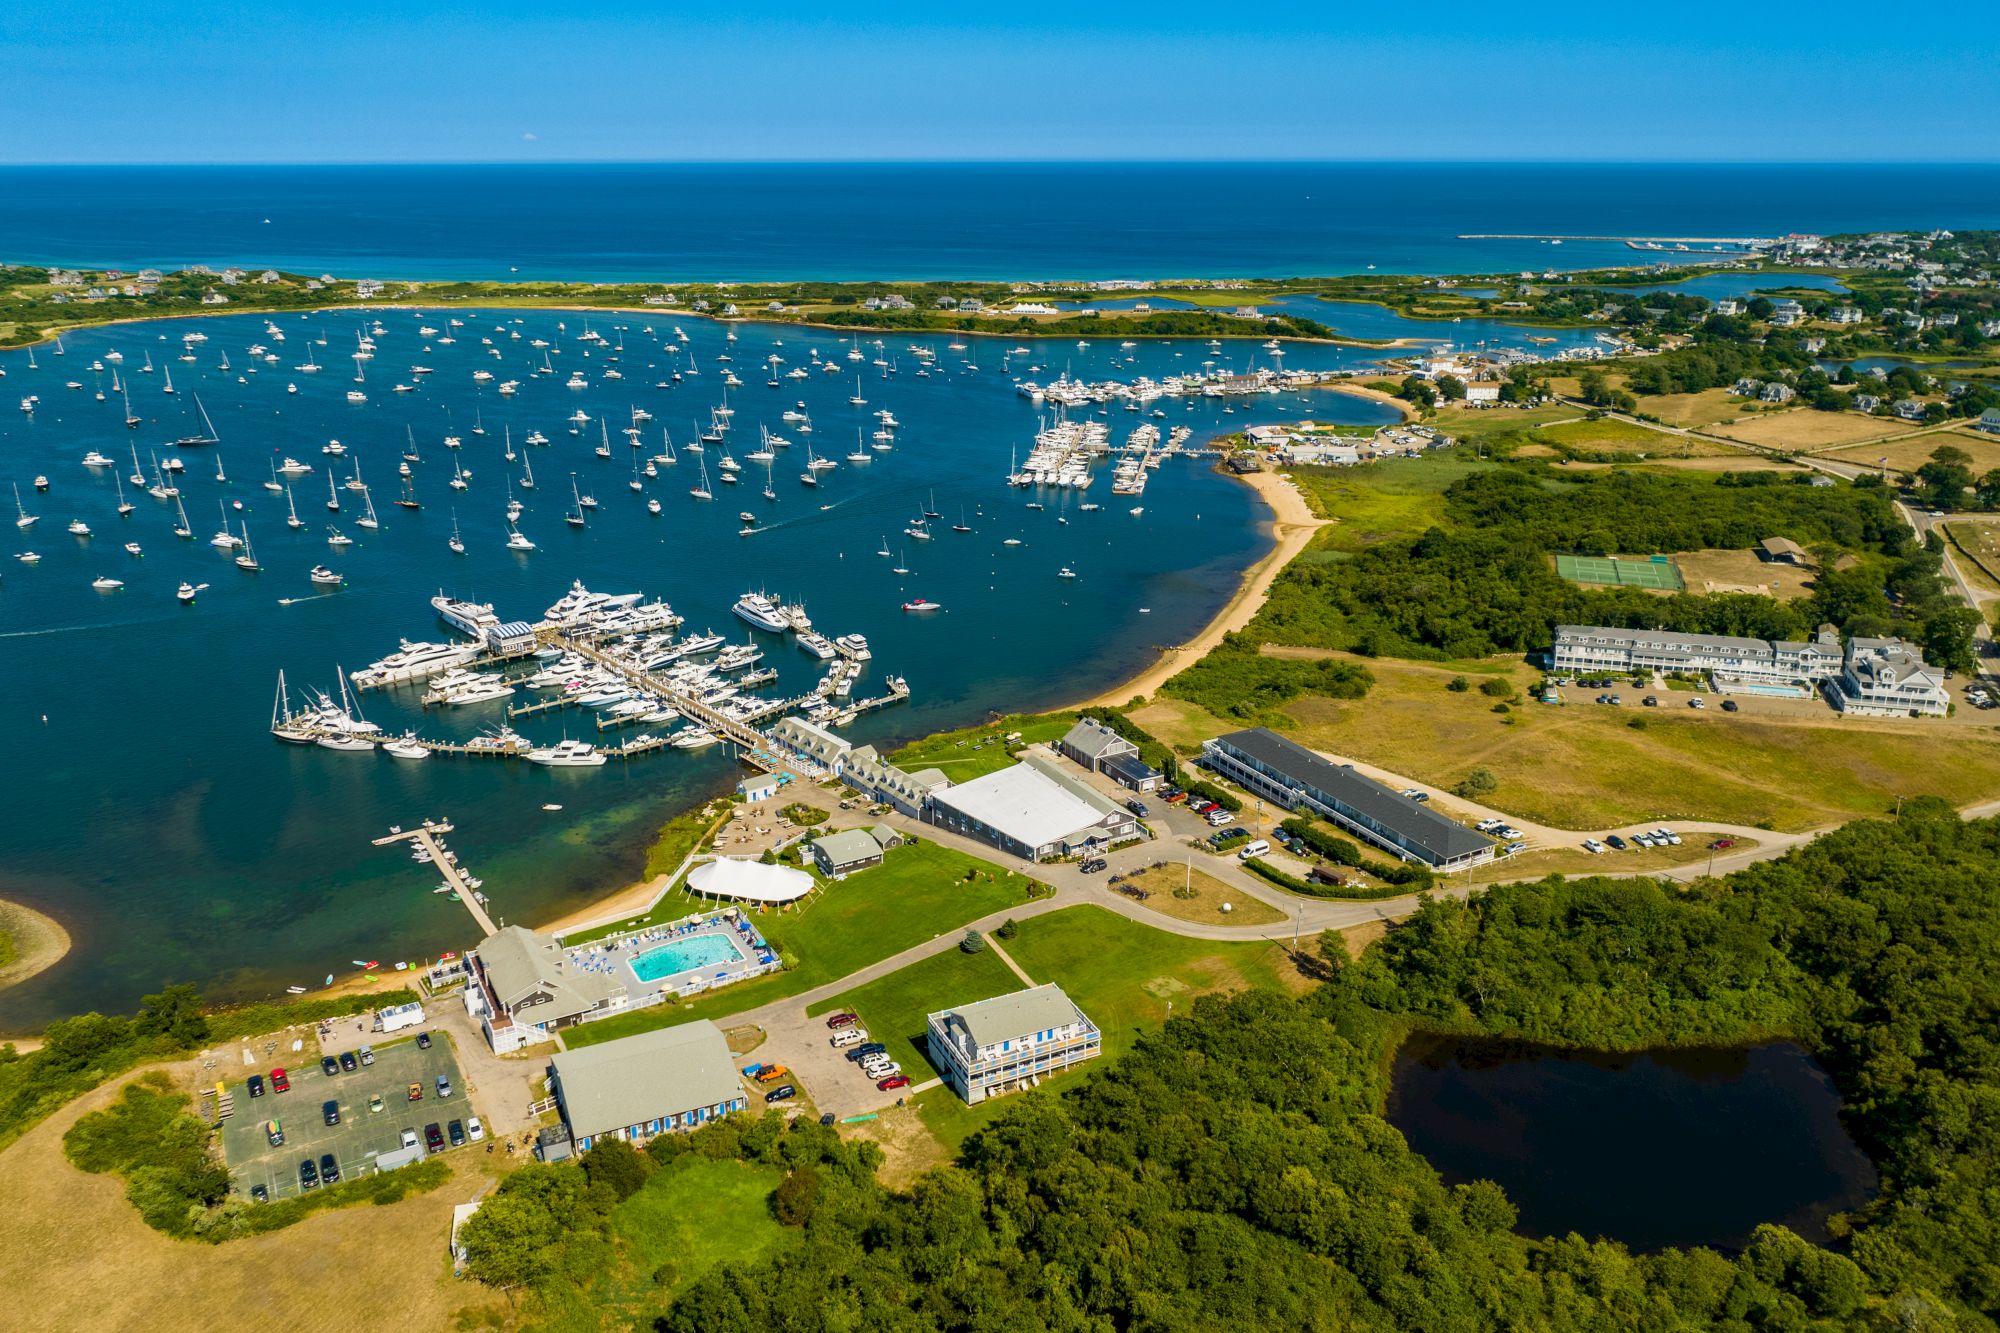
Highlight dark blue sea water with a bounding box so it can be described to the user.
[0,308,1397,1025]
[3,162,1997,282]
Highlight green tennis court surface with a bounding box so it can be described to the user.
[1555,553,1685,590]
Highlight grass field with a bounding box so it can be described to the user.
[807,945,1024,1077]
[1139,654,2000,833]
[1673,547,1816,598]
[1641,388,1760,430]
[1287,453,1492,553]
[1942,520,2000,600]
[1117,862,1286,927]
[1823,431,2000,476]
[1711,408,1914,452]
[1534,417,1687,451]
[611,1156,792,1294]
[564,840,1037,1049]
[1554,552,1686,590]
[889,711,1075,782]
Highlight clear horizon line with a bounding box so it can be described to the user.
[4,157,2000,169]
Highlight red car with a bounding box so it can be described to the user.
[877,1075,910,1091]
[825,1012,858,1029]
[270,1068,290,1093]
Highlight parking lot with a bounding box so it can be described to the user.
[218,1033,471,1200]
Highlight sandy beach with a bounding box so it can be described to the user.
[0,898,70,999]
[1072,467,1331,709]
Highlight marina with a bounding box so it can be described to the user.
[0,301,1394,1025]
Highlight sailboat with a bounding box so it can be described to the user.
[448,511,466,554]
[356,486,380,530]
[214,453,227,484]
[397,474,422,509]
[285,483,304,529]
[172,493,193,538]
[566,475,587,527]
[12,483,37,529]
[114,473,135,516]
[520,453,536,490]
[162,366,176,395]
[952,506,971,533]
[122,381,141,429]
[449,454,467,491]
[326,471,341,511]
[172,392,220,448]
[689,459,713,501]
[234,522,260,571]
[923,490,941,520]
[129,442,145,487]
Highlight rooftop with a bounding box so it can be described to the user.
[930,758,1123,849]
[812,827,883,866]
[550,1020,741,1140]
[1061,717,1137,762]
[939,983,1088,1048]
[1210,729,1494,864]
[476,925,624,1020]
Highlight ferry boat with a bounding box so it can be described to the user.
[732,591,790,633]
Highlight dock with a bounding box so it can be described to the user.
[506,693,582,720]
[373,821,498,936]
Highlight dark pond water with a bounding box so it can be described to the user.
[1386,1035,1878,1253]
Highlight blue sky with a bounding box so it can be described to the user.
[4,2,1996,163]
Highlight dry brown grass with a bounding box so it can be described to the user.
[1823,431,2000,476]
[0,1063,505,1333]
[1491,833,1760,881]
[1673,548,1817,598]
[1643,389,1751,430]
[1118,864,1286,928]
[1712,409,1913,451]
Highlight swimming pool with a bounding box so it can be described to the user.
[629,932,749,984]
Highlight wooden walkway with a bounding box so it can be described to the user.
[373,821,498,936]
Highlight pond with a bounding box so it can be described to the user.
[1385,1035,1878,1253]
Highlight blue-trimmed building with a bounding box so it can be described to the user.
[1201,728,1495,871]
[928,984,1101,1105]
[547,1020,746,1153]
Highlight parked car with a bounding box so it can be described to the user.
[424,1123,445,1152]
[1709,838,1735,850]
[264,1119,285,1148]
[1605,835,1628,851]
[825,1012,858,1030]
[1506,841,1529,854]
[358,1045,375,1066]
[1080,857,1108,873]
[417,1031,433,1050]
[467,1116,485,1142]
[754,1065,790,1083]
[250,1184,269,1204]
[299,1158,319,1191]
[877,1075,911,1091]
[322,1099,341,1126]
[1608,694,1622,705]
[1126,800,1149,817]
[831,1029,866,1049]
[319,1153,340,1184]
[338,1050,358,1073]
[1657,829,1682,845]
[764,1084,797,1103]
[848,1043,887,1062]
[1205,811,1234,827]
[1499,827,1523,840]
[1642,696,1658,707]
[320,1055,339,1078]
[1581,839,1606,854]
[407,1082,423,1102]
[369,1093,385,1114]
[448,1120,466,1147]
[400,1128,420,1151]
[247,1074,265,1099]
[436,1075,453,1099]
[1688,698,1705,709]
[1721,699,1739,712]
[270,1068,289,1093]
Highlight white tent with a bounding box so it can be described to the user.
[686,857,814,904]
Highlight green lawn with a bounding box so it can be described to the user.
[888,712,1076,781]
[1285,454,1492,554]
[564,840,1037,1049]
[807,946,1024,1077]
[611,1156,792,1293]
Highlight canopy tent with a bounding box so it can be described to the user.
[686,857,815,904]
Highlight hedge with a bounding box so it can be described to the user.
[1179,778,1242,814]
[1241,856,1411,901]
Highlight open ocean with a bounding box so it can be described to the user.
[3,160,1995,1028]
[3,162,1999,282]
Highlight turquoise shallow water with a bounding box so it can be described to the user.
[629,934,747,984]
[0,307,1397,1026]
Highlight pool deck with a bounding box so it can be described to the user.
[562,911,779,1000]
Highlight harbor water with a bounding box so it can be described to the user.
[0,307,1399,1026]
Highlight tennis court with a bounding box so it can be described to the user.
[1555,553,1686,591]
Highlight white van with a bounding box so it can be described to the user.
[1237,840,1271,860]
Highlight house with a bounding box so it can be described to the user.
[1058,717,1138,774]
[1714,299,1743,316]
[767,715,852,773]
[841,743,951,817]
[464,925,628,1052]
[1769,299,1805,326]
[1551,624,1843,689]
[1201,729,1496,871]
[1758,536,1810,566]
[809,827,884,879]
[1732,377,1763,397]
[547,1021,747,1153]
[1462,382,1501,404]
[1824,637,1949,717]
[925,757,1140,860]
[1893,399,1928,421]
[1828,306,1864,324]
[1854,394,1883,414]
[1759,383,1796,403]
[1976,409,2000,435]
[737,772,785,802]
[927,984,1100,1105]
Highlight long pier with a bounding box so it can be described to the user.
[373,821,498,936]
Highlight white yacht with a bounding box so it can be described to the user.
[544,580,644,625]
[732,591,790,633]
[351,640,480,688]
[526,738,607,767]
[432,592,500,639]
[310,565,345,586]
[382,733,431,760]
[834,633,872,661]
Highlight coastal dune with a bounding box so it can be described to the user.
[0,898,71,998]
